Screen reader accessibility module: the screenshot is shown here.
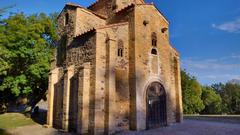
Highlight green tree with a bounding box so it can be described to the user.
[181,70,205,114]
[0,13,57,109]
[201,86,222,114]
[222,83,240,114]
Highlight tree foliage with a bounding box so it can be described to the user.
[181,70,204,114]
[0,13,57,107]
[212,83,240,114]
[201,86,222,114]
[182,70,240,114]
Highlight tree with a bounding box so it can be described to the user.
[222,83,240,114]
[181,70,205,114]
[0,13,57,109]
[201,86,222,114]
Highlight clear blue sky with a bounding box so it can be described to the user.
[1,0,240,85]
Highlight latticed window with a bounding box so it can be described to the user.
[118,40,124,57]
[152,32,157,47]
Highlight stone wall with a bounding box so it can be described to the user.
[56,6,76,67]
[48,2,182,134]
[66,32,96,67]
[52,68,64,129]
[133,4,180,130]
[75,8,105,36]
[51,5,98,133]
[113,24,130,132]
[94,23,129,134]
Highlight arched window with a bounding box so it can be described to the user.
[64,13,69,26]
[118,40,124,57]
[151,48,158,55]
[152,32,157,47]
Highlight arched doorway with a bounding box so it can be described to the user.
[146,82,167,129]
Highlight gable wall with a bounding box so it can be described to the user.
[134,4,180,130]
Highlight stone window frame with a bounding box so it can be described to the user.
[151,32,157,47]
[151,48,158,55]
[117,40,124,57]
[64,13,69,26]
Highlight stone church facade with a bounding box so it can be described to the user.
[47,0,183,134]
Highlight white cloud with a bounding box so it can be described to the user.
[212,18,240,33]
[231,54,240,59]
[182,58,240,70]
[202,74,240,80]
[181,55,240,84]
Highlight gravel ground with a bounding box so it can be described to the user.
[6,119,240,135]
[118,120,240,135]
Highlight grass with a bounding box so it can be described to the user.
[184,114,240,124]
[0,113,35,129]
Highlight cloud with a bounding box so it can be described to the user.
[212,18,240,33]
[182,58,240,70]
[202,74,240,80]
[181,55,240,84]
[231,54,240,59]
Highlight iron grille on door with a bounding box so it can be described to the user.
[146,82,167,129]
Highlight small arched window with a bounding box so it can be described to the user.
[118,40,124,57]
[152,32,157,47]
[151,48,158,55]
[64,13,69,26]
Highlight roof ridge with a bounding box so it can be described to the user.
[87,0,100,9]
[75,28,96,38]
[65,2,107,19]
[66,2,82,8]
[115,3,135,14]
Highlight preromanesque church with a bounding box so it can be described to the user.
[47,0,183,134]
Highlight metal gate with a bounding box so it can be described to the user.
[146,82,167,129]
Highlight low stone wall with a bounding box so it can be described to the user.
[184,115,240,124]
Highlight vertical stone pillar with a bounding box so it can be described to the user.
[105,39,116,134]
[47,68,59,127]
[94,42,106,134]
[62,65,75,131]
[175,57,183,122]
[77,63,91,134]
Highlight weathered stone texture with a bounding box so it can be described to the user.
[75,8,105,36]
[47,1,183,135]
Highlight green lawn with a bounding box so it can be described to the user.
[0,113,35,129]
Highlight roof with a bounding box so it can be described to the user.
[135,3,169,24]
[56,2,107,37]
[63,2,107,19]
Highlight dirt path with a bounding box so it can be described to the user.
[6,120,240,135]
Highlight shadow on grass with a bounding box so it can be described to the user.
[0,129,11,135]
